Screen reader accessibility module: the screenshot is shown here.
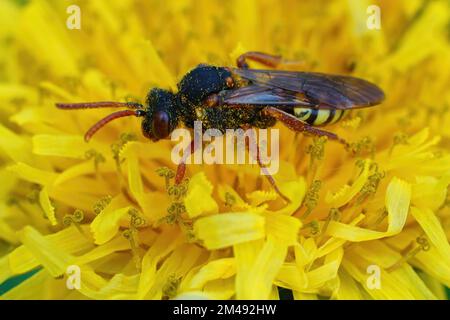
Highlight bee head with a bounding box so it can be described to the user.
[142,88,179,141]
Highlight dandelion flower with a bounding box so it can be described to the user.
[0,0,449,300]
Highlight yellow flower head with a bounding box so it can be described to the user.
[0,0,449,300]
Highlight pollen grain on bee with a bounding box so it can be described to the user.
[170,121,280,175]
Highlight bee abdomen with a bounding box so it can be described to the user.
[293,107,347,126]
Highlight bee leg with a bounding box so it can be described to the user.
[236,51,306,70]
[175,137,200,184]
[242,124,291,203]
[262,107,349,148]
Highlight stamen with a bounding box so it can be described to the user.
[386,236,430,272]
[306,136,327,182]
[111,133,138,185]
[122,229,141,271]
[162,274,182,300]
[224,192,236,208]
[156,167,176,191]
[129,207,146,228]
[92,195,112,215]
[301,220,320,236]
[63,209,85,235]
[301,180,322,219]
[317,208,341,245]
[85,149,106,179]
[165,202,186,224]
[356,165,385,204]
[348,136,375,158]
[389,132,409,155]
[123,208,145,271]
[167,180,189,202]
[26,186,40,204]
[373,207,388,227]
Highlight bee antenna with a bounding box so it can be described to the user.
[56,101,144,110]
[84,109,146,142]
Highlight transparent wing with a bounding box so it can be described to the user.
[230,68,385,109]
[219,84,313,107]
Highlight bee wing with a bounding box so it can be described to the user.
[219,84,314,107]
[231,68,385,109]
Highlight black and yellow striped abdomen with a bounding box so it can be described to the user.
[293,107,347,126]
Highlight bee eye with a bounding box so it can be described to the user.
[152,110,170,140]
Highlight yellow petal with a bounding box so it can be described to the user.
[146,244,203,299]
[194,212,265,250]
[125,144,143,196]
[185,258,235,290]
[235,236,287,299]
[411,175,450,211]
[271,177,306,215]
[275,263,308,291]
[137,227,184,299]
[32,134,95,159]
[54,160,115,186]
[265,212,302,246]
[18,226,74,277]
[136,192,171,223]
[1,270,66,300]
[0,124,31,162]
[410,206,450,264]
[5,226,92,281]
[8,162,57,186]
[39,186,57,225]
[293,292,318,300]
[326,177,411,241]
[184,172,218,218]
[342,254,414,299]
[334,269,363,300]
[326,160,372,207]
[347,242,437,300]
[76,236,130,265]
[91,206,130,245]
[246,190,277,206]
[306,248,343,290]
[385,177,411,233]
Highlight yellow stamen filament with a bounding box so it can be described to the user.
[123,229,141,271]
[317,208,341,245]
[387,236,430,272]
[306,136,327,183]
[85,149,106,179]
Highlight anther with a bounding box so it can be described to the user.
[63,209,85,235]
[301,180,322,219]
[162,274,182,300]
[93,195,112,215]
[156,167,176,190]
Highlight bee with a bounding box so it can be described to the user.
[56,51,385,201]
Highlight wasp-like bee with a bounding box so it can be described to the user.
[56,52,385,200]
